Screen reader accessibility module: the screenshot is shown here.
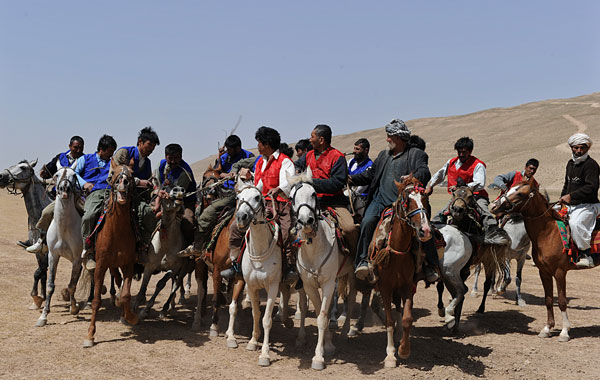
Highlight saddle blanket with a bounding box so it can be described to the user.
[556,220,600,263]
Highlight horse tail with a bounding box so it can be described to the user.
[75,267,92,303]
[338,274,349,300]
[476,243,510,288]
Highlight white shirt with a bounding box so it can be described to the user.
[255,150,295,196]
[428,158,486,191]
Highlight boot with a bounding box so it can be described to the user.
[354,259,369,281]
[83,247,96,271]
[16,239,32,249]
[177,230,204,258]
[283,249,299,285]
[220,262,241,279]
[27,236,48,254]
[576,249,595,268]
[422,239,440,282]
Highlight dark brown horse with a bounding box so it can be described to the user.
[83,163,138,347]
[369,175,432,367]
[490,179,600,341]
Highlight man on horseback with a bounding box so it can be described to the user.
[223,126,297,282]
[426,137,500,239]
[346,138,373,221]
[177,134,254,258]
[78,135,118,270]
[493,158,539,192]
[560,133,600,268]
[26,136,86,253]
[351,119,436,282]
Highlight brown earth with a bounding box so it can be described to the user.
[1,189,600,380]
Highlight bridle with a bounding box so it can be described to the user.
[55,167,82,198]
[291,182,321,233]
[449,187,473,216]
[236,185,270,225]
[1,161,38,196]
[394,184,429,231]
[492,184,557,220]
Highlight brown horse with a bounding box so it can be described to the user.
[83,163,139,347]
[369,175,432,367]
[490,179,599,341]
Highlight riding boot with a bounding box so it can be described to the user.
[83,247,96,271]
[576,248,595,268]
[26,234,48,254]
[177,230,205,258]
[283,247,299,285]
[220,262,241,279]
[16,239,32,249]
[422,239,440,283]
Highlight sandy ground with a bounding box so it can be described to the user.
[1,190,600,380]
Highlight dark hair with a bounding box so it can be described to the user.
[409,135,426,151]
[354,138,370,150]
[224,135,242,149]
[295,139,312,152]
[97,135,117,151]
[165,143,183,157]
[314,124,332,145]
[279,142,294,158]
[454,137,474,151]
[255,126,280,150]
[70,136,84,146]
[526,158,539,168]
[138,126,160,145]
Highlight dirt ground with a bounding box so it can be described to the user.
[1,191,599,380]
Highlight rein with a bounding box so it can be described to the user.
[2,162,38,196]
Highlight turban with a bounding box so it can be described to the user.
[384,119,410,141]
[568,133,592,148]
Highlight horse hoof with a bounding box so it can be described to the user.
[32,296,44,309]
[209,328,218,337]
[517,299,527,307]
[538,331,550,338]
[348,326,359,337]
[384,359,397,368]
[158,313,166,320]
[83,339,94,348]
[35,318,47,327]
[61,288,70,302]
[469,291,478,298]
[246,342,257,351]
[101,285,107,295]
[294,311,301,320]
[437,308,445,318]
[29,302,40,310]
[398,350,410,360]
[558,335,570,342]
[70,305,80,315]
[82,302,92,310]
[258,357,270,366]
[295,339,305,348]
[311,360,325,370]
[445,319,456,331]
[328,320,338,330]
[227,339,238,348]
[283,318,294,329]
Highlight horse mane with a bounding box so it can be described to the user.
[288,171,313,186]
[395,174,421,193]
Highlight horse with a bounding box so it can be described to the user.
[289,168,356,370]
[84,162,139,347]
[137,186,194,319]
[0,159,52,309]
[367,176,431,366]
[36,163,86,326]
[234,179,291,366]
[490,180,599,341]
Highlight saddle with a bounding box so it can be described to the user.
[322,207,351,256]
[555,205,600,264]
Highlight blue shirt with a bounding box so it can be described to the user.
[120,146,152,180]
[219,149,254,189]
[74,153,111,192]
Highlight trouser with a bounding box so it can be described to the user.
[36,199,85,234]
[134,196,157,245]
[81,190,107,248]
[328,205,359,258]
[568,203,600,250]
[194,193,237,250]
[354,200,388,267]
[229,201,293,265]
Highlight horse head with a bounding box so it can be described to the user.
[200,163,224,207]
[109,162,134,205]
[394,175,432,242]
[490,179,538,217]
[235,177,264,229]
[0,159,38,191]
[288,167,319,235]
[449,177,474,221]
[53,161,80,200]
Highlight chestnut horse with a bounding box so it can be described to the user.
[83,163,139,347]
[369,175,432,367]
[490,180,599,341]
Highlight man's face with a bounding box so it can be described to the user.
[386,135,404,151]
[99,147,116,161]
[524,164,538,178]
[310,130,324,151]
[226,145,241,157]
[296,148,306,158]
[257,141,267,156]
[69,141,84,158]
[571,144,589,157]
[138,139,156,158]
[353,144,368,161]
[166,152,182,168]
[457,148,472,163]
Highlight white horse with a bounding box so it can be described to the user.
[36,163,85,327]
[232,179,290,366]
[289,169,356,371]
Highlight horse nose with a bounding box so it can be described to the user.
[306,216,314,225]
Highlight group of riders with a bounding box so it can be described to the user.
[21,121,599,289]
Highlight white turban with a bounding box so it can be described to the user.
[568,133,592,148]
[384,119,410,141]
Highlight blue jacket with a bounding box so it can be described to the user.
[120,146,152,180]
[79,153,111,192]
[158,159,197,204]
[219,149,254,189]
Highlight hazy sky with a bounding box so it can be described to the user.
[1,1,599,170]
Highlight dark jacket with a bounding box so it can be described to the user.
[350,147,431,207]
[561,156,600,205]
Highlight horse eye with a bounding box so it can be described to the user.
[254,195,259,202]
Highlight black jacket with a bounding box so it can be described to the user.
[561,156,600,205]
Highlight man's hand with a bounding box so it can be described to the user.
[267,187,281,199]
[137,179,153,188]
[219,172,234,179]
[238,168,252,181]
[157,189,169,199]
[560,194,572,205]
[448,185,457,193]
[218,146,226,157]
[425,185,433,196]
[83,182,94,192]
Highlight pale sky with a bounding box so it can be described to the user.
[1,1,599,170]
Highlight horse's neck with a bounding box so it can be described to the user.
[105,199,132,228]
[54,196,80,224]
[389,218,412,252]
[248,218,275,254]
[23,180,51,218]
[299,219,336,265]
[521,197,559,247]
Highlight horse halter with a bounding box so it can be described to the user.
[2,162,37,196]
[55,168,81,198]
[493,185,537,214]
[395,184,428,230]
[110,166,133,196]
[236,185,268,225]
[291,182,320,233]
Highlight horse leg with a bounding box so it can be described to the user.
[476,266,494,314]
[452,282,467,335]
[329,284,340,330]
[498,258,511,295]
[36,253,59,327]
[84,265,107,347]
[302,284,325,370]
[133,267,152,309]
[515,254,526,306]
[30,265,44,309]
[192,263,207,331]
[555,270,570,342]
[340,274,357,339]
[184,272,192,296]
[294,291,304,320]
[380,287,396,368]
[246,287,261,352]
[371,290,386,324]
[225,278,245,347]
[209,272,222,337]
[295,288,308,348]
[159,271,182,319]
[68,259,83,315]
[470,263,481,297]
[398,286,414,360]
[538,270,555,338]
[258,281,279,366]
[139,270,171,320]
[120,269,139,326]
[111,270,123,307]
[349,288,370,336]
[436,280,445,317]
[279,284,293,329]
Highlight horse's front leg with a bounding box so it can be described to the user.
[476,266,494,314]
[436,280,445,317]
[246,287,261,352]
[515,254,527,306]
[340,274,356,338]
[555,270,570,342]
[192,263,207,331]
[296,288,308,348]
[225,278,245,348]
[139,270,171,320]
[470,263,481,297]
[321,281,337,360]
[133,266,153,309]
[68,259,84,315]
[120,269,139,326]
[278,284,293,328]
[538,269,555,338]
[84,265,107,347]
[258,281,279,366]
[36,252,59,327]
[380,287,396,368]
[398,286,414,359]
[303,283,325,370]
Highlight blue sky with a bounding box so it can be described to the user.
[1,1,599,169]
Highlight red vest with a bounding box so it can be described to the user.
[305,147,345,198]
[254,152,291,202]
[509,171,538,190]
[447,156,488,197]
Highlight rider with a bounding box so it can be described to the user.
[560,133,600,268]
[222,126,296,282]
[78,135,118,270]
[346,138,373,220]
[27,136,86,253]
[426,137,500,239]
[177,135,254,257]
[154,143,197,244]
[294,139,312,167]
[493,158,539,192]
[351,119,434,281]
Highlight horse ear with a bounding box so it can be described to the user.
[394,180,403,190]
[30,158,38,168]
[235,176,247,192]
[110,158,118,170]
[306,166,312,180]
